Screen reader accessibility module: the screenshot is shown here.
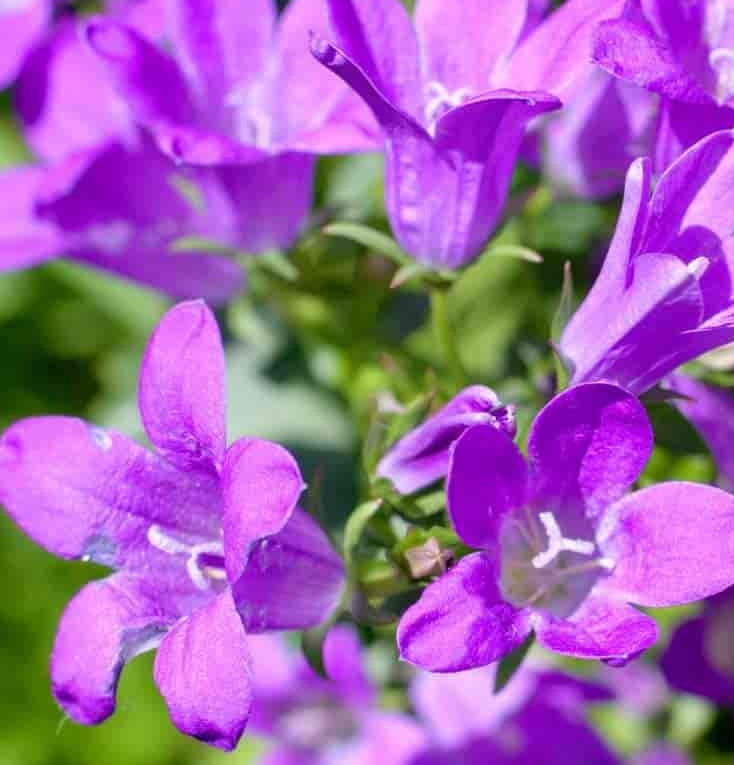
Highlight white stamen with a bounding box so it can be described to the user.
[531,512,595,569]
[424,81,473,131]
[147,524,191,555]
[687,256,710,279]
[147,525,225,590]
[709,47,734,103]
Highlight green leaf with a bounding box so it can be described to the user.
[323,221,411,266]
[550,261,575,390]
[480,243,543,264]
[494,632,535,692]
[344,499,384,569]
[252,249,300,282]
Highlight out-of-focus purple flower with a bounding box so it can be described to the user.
[0,301,345,750]
[0,137,250,303]
[662,586,734,706]
[85,0,378,165]
[410,663,619,765]
[664,373,734,489]
[593,0,734,168]
[249,626,427,765]
[543,68,657,199]
[630,746,693,765]
[595,660,670,719]
[560,131,734,394]
[0,0,50,88]
[398,382,734,672]
[377,386,516,495]
[310,0,627,269]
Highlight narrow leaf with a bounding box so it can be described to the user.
[323,221,411,266]
[495,632,535,692]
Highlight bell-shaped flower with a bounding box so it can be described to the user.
[310,0,627,269]
[593,0,734,168]
[85,0,378,166]
[377,386,515,495]
[0,301,344,750]
[398,383,734,672]
[662,586,734,706]
[248,627,427,765]
[560,130,734,394]
[410,663,619,765]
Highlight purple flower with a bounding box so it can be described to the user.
[410,663,619,765]
[0,0,50,89]
[543,68,657,199]
[665,372,734,489]
[0,300,344,750]
[397,382,734,672]
[630,746,693,765]
[85,0,378,165]
[662,586,734,706]
[310,0,626,269]
[377,386,516,495]
[560,130,734,394]
[593,0,734,168]
[248,626,427,765]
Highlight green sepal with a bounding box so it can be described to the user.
[323,222,411,266]
[494,632,535,692]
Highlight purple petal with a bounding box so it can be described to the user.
[415,0,528,94]
[0,416,221,561]
[527,383,653,520]
[661,610,734,706]
[534,592,658,663]
[630,745,693,765]
[502,0,626,100]
[641,129,734,318]
[16,19,134,163]
[666,373,734,489]
[139,300,226,475]
[543,69,657,199]
[0,166,63,271]
[232,508,344,631]
[599,482,734,607]
[564,251,706,393]
[446,424,527,549]
[323,624,375,707]
[165,0,275,134]
[220,437,304,583]
[36,139,245,303]
[273,0,380,151]
[84,18,195,128]
[377,385,515,495]
[154,592,252,750]
[397,552,533,672]
[592,16,713,105]
[0,0,49,88]
[324,0,422,119]
[213,154,315,253]
[51,573,169,725]
[340,712,430,765]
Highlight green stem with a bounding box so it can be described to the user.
[430,287,465,388]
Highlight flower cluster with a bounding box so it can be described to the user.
[1,0,734,763]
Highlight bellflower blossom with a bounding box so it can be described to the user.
[662,586,734,706]
[377,386,516,495]
[398,382,734,672]
[248,627,426,765]
[85,0,379,165]
[0,301,345,750]
[560,130,734,394]
[310,0,628,269]
[410,663,619,765]
[593,0,734,169]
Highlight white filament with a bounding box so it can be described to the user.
[710,47,734,103]
[424,81,473,130]
[147,525,224,590]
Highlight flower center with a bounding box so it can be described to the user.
[277,698,358,752]
[147,524,226,591]
[499,508,613,617]
[423,81,473,133]
[709,48,734,103]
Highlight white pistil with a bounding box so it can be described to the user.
[424,81,473,132]
[710,48,734,104]
[531,512,595,569]
[687,256,710,279]
[147,525,225,590]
